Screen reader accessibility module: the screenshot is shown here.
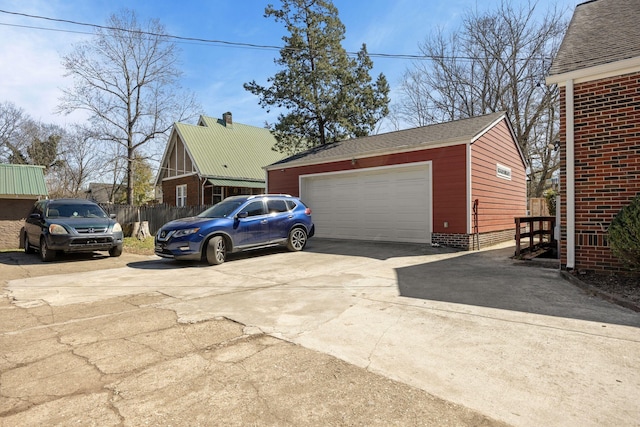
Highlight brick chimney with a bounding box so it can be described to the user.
[222,111,233,127]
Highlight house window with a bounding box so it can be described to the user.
[176,184,187,207]
[212,186,224,204]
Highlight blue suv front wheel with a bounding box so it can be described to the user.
[206,235,227,265]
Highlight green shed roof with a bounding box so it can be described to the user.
[0,164,48,197]
[175,115,284,182]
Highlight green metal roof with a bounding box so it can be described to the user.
[207,178,266,189]
[175,116,284,182]
[0,164,48,197]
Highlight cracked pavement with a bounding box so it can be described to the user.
[0,246,506,426]
[1,239,639,426]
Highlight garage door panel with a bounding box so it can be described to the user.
[302,165,432,243]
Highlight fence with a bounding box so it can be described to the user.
[529,198,550,216]
[100,204,212,237]
[514,216,556,257]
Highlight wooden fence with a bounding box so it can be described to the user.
[100,204,213,237]
[529,198,550,216]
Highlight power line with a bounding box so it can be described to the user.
[0,9,285,52]
[0,8,551,62]
[0,22,94,37]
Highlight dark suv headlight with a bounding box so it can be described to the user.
[49,224,68,235]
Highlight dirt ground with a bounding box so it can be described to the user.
[0,250,508,427]
[574,271,640,305]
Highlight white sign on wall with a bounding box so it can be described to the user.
[496,164,512,180]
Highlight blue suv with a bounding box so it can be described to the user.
[155,195,315,265]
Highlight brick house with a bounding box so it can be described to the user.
[546,0,640,272]
[0,164,48,250]
[267,112,526,249]
[155,112,284,207]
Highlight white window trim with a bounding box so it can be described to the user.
[176,184,187,207]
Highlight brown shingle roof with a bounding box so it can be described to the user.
[268,112,507,168]
[548,0,640,76]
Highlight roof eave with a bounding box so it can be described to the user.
[154,124,179,187]
[202,174,265,183]
[546,56,640,86]
[155,124,203,187]
[0,193,46,199]
[266,137,472,171]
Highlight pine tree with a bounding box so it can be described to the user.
[244,0,389,155]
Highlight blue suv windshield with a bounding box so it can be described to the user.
[197,199,246,218]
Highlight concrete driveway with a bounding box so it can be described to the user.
[4,239,640,426]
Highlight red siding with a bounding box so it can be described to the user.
[269,118,525,240]
[268,145,469,234]
[471,120,527,233]
[558,71,640,272]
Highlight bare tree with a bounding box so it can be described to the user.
[1,102,63,171]
[46,125,108,198]
[395,1,566,196]
[0,101,28,163]
[58,9,201,205]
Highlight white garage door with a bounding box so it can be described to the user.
[301,163,432,243]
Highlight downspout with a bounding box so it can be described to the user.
[201,178,206,206]
[466,142,472,236]
[566,79,575,269]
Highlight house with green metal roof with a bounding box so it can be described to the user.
[155,112,284,206]
[0,164,48,249]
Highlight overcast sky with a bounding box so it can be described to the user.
[0,0,581,131]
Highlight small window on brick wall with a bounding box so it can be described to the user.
[176,184,187,207]
[212,186,223,204]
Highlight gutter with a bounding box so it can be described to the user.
[547,73,577,270]
[566,79,576,270]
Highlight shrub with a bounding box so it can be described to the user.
[608,195,640,271]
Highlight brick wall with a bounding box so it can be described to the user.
[161,175,202,206]
[559,71,640,272]
[0,199,36,250]
[432,229,513,250]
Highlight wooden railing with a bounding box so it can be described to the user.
[515,216,556,257]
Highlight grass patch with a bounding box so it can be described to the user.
[123,237,155,255]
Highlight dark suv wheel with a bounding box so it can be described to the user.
[23,233,35,254]
[40,238,56,262]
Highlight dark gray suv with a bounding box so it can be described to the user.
[23,199,124,262]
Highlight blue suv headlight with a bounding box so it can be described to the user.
[173,228,200,238]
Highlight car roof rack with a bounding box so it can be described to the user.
[246,194,293,199]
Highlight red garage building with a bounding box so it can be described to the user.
[266,112,527,250]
